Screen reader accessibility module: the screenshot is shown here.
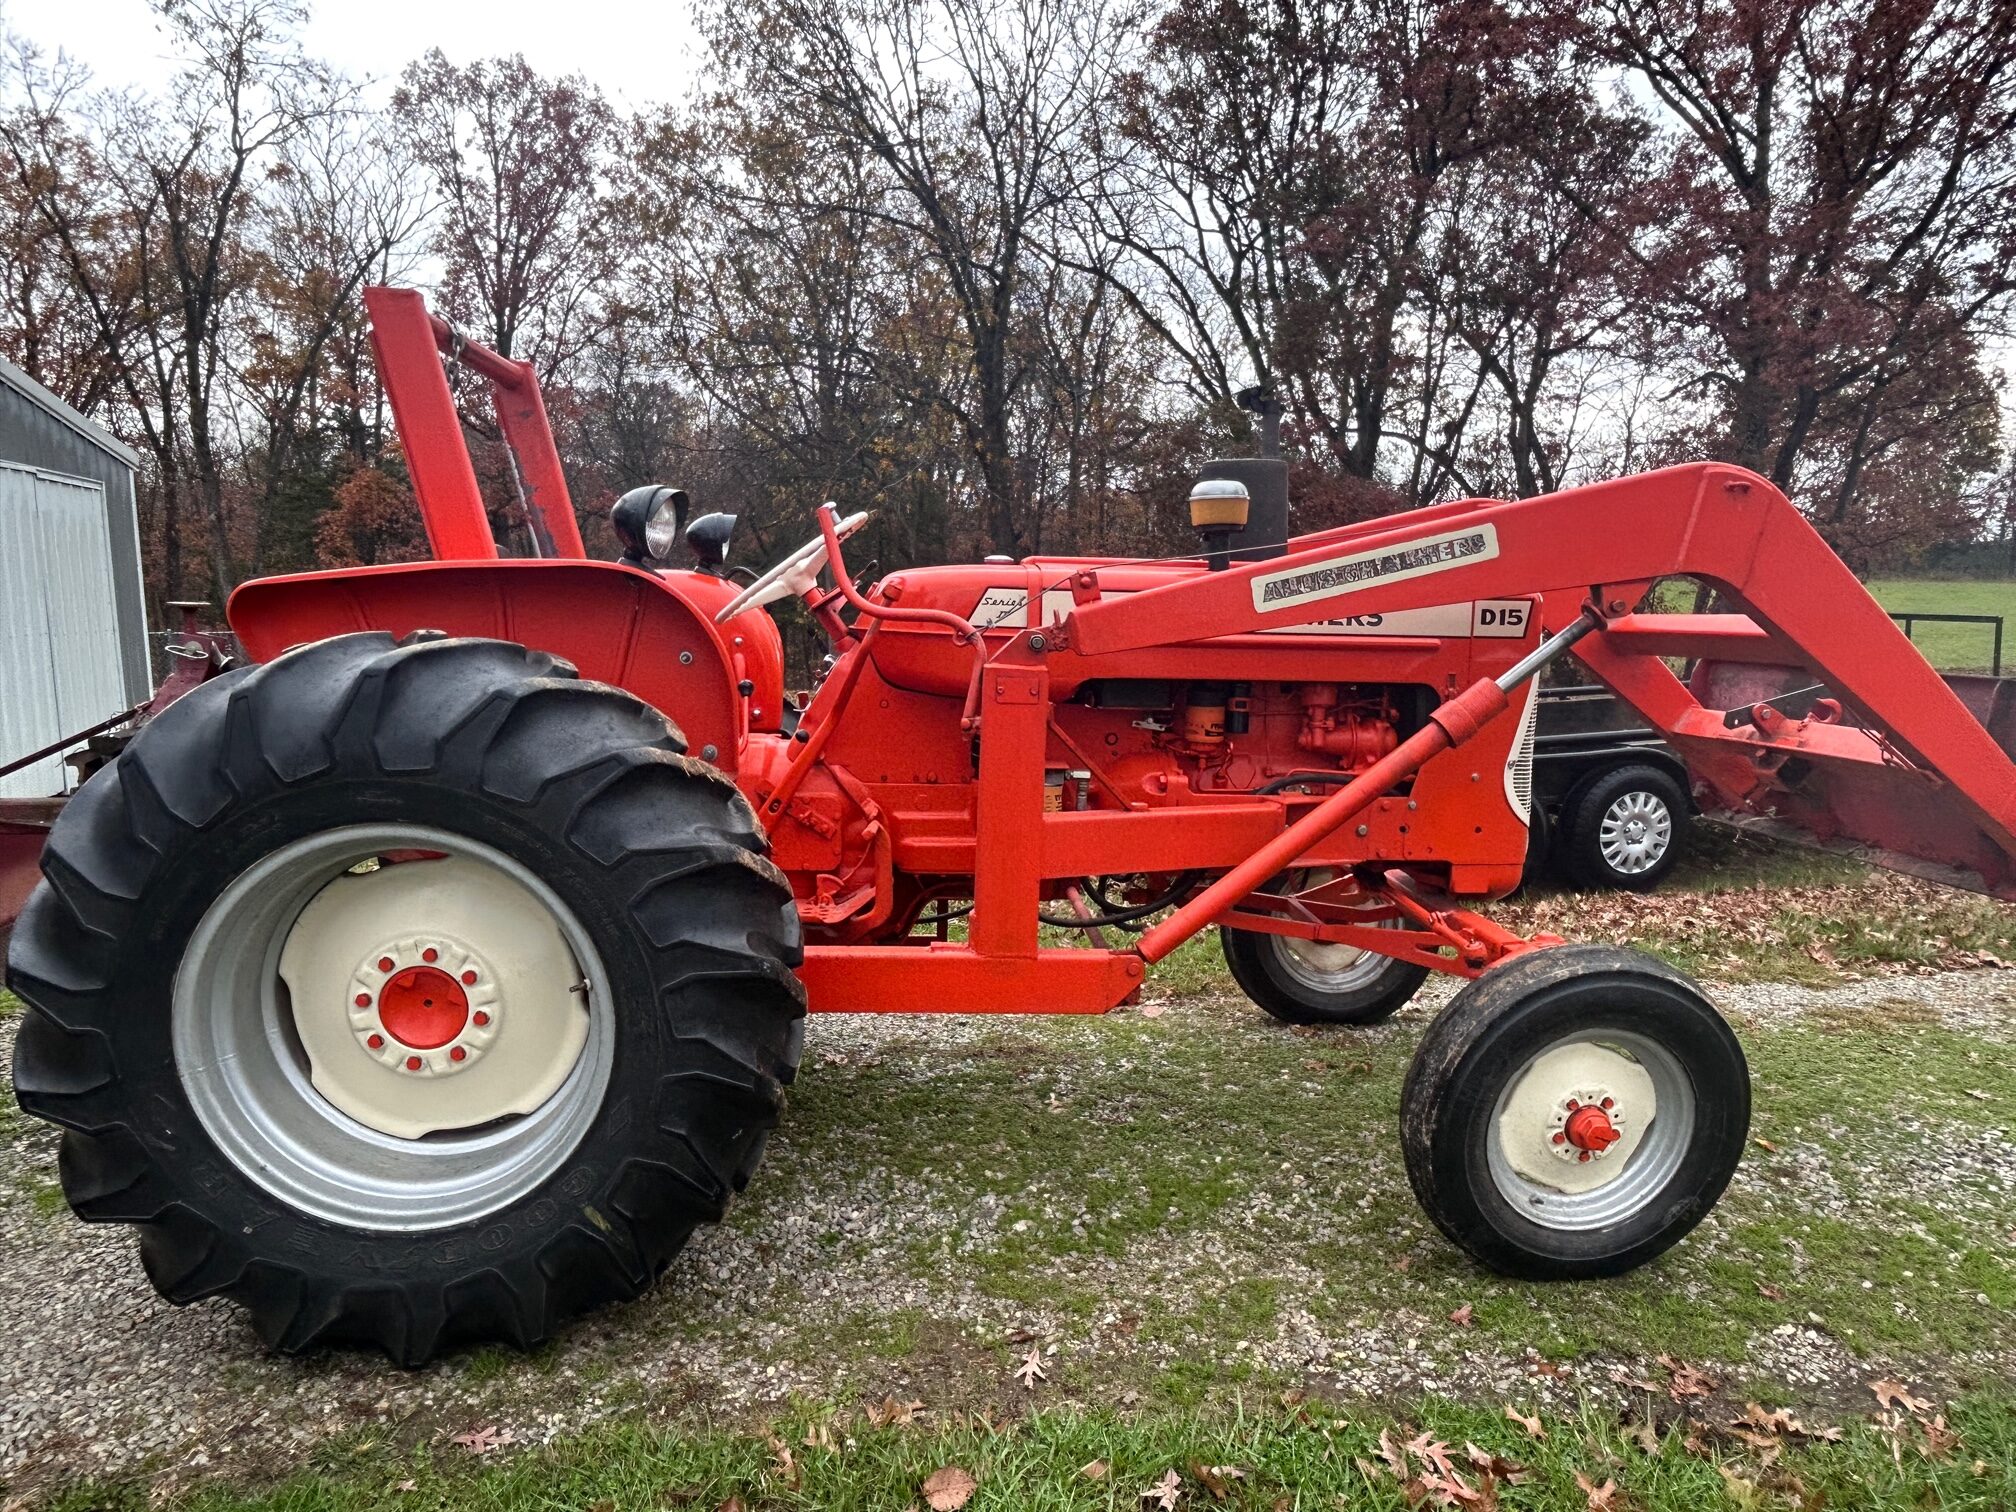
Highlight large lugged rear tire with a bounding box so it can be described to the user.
[7,633,805,1364]
[1400,944,1746,1279]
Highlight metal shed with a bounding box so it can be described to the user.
[0,356,151,799]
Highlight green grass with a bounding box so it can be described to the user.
[1866,577,2016,672]
[744,986,2016,1393]
[30,1394,2016,1511]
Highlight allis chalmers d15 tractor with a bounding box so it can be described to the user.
[12,287,2016,1365]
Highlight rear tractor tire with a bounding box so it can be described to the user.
[7,633,805,1364]
[1400,944,1747,1279]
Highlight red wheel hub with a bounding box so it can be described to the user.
[1563,1103,1621,1153]
[375,966,470,1050]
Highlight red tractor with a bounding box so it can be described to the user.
[11,288,2016,1364]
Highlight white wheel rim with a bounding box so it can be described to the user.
[1486,1029,1694,1231]
[1598,790,1673,874]
[172,825,614,1232]
[278,857,589,1140]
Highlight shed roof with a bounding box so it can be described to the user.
[0,353,141,470]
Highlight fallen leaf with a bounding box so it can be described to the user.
[1752,1136,1780,1153]
[1406,1433,1458,1479]
[1657,1354,1717,1401]
[1416,1469,1483,1508]
[1621,1418,1661,1455]
[1079,1459,1108,1481]
[1869,1379,1933,1416]
[1728,1426,1783,1460]
[450,1425,515,1456]
[767,1435,801,1490]
[1140,1002,1168,1018]
[1755,1280,1786,1301]
[1191,1462,1245,1500]
[1739,1402,1801,1437]
[1141,1467,1183,1510]
[1921,1414,1960,1460]
[1014,1345,1048,1389]
[714,1500,745,1512]
[1574,1472,1617,1510]
[1379,1427,1411,1474]
[1448,1303,1475,1327]
[1503,1405,1545,1439]
[392,1482,417,1495]
[922,1465,978,1511]
[1464,1442,1529,1483]
[866,1394,926,1428]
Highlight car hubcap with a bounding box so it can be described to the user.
[173,824,612,1231]
[1486,1031,1693,1230]
[1598,790,1672,874]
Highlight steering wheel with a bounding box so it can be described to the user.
[713,510,872,623]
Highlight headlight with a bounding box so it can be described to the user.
[611,485,689,565]
[645,495,684,559]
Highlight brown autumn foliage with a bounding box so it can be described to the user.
[0,0,2012,622]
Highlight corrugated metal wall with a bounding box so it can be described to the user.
[0,463,131,797]
[0,357,149,710]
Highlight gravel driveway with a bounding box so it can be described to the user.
[3,965,2012,1500]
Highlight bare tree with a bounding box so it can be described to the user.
[392,51,617,377]
[708,0,1130,553]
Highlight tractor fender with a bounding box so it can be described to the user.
[228,559,781,773]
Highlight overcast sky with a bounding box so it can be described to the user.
[1,0,704,107]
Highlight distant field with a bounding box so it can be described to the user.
[1866,577,2016,672]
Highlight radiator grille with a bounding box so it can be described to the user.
[1504,687,1539,823]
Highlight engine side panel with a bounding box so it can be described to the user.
[751,556,1543,940]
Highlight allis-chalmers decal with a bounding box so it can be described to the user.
[1250,523,1501,613]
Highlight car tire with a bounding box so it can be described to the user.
[1560,763,1687,891]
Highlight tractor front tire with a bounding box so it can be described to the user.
[1400,945,1747,1279]
[1220,921,1429,1026]
[7,633,805,1364]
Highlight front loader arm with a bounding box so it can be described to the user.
[1064,462,2016,899]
